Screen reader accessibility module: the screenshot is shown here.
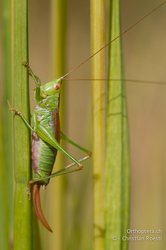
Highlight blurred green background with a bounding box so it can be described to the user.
[0,0,166,249]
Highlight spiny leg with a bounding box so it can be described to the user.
[48,154,90,177]
[36,124,83,169]
[22,62,42,102]
[30,131,92,183]
[29,154,90,184]
[8,102,34,131]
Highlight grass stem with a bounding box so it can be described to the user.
[91,0,106,249]
[105,1,130,249]
[11,0,32,249]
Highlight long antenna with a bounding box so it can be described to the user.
[63,78,166,85]
[60,1,166,80]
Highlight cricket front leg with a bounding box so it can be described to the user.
[8,103,34,131]
[22,62,42,102]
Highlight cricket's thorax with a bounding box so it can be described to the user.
[31,93,60,185]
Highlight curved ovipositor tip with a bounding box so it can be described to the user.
[32,184,53,233]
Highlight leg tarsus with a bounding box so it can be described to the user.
[8,102,34,131]
[8,103,23,117]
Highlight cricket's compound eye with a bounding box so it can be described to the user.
[54,83,60,90]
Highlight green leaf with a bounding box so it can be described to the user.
[105,1,130,249]
[1,0,13,248]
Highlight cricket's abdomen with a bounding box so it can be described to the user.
[32,134,57,174]
[32,108,60,185]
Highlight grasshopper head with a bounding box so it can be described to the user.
[40,79,61,98]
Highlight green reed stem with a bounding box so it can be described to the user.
[11,0,32,249]
[105,1,130,249]
[91,0,106,249]
[1,0,13,248]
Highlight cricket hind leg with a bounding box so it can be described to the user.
[29,153,90,185]
[47,135,91,178]
[41,129,92,179]
[30,132,91,184]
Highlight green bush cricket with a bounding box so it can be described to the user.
[9,64,91,232]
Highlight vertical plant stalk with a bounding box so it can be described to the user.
[1,0,13,248]
[51,0,66,79]
[105,0,130,249]
[91,0,106,249]
[0,113,9,250]
[11,0,32,249]
[0,115,9,249]
[0,96,9,250]
[48,0,66,249]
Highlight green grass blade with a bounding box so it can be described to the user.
[0,101,9,249]
[105,0,130,249]
[1,0,13,248]
[91,0,106,249]
[11,0,32,249]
